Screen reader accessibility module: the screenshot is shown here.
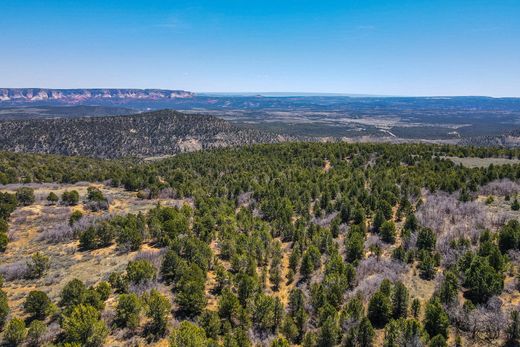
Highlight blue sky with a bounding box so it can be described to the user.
[1,0,519,96]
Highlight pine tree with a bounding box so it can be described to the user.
[368,291,392,328]
[392,281,409,319]
[424,298,449,338]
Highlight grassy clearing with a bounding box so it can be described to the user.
[445,156,520,168]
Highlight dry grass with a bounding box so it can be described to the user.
[445,156,520,168]
[0,182,187,347]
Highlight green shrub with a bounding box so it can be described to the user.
[108,271,129,294]
[116,293,141,330]
[26,252,50,279]
[0,232,8,252]
[61,304,108,347]
[23,290,52,320]
[27,320,46,347]
[95,281,111,301]
[4,317,27,346]
[126,259,157,284]
[16,187,35,206]
[0,289,9,328]
[60,278,87,307]
[144,289,171,337]
[62,190,80,205]
[47,192,59,204]
[169,321,208,347]
[69,210,83,226]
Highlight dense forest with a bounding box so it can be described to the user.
[1,142,520,346]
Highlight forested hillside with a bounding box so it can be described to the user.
[460,130,520,148]
[0,110,296,158]
[1,143,520,346]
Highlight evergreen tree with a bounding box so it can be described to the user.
[357,317,375,347]
[345,231,364,263]
[23,290,52,320]
[423,298,449,338]
[0,289,10,329]
[417,228,436,251]
[116,293,141,330]
[169,321,208,347]
[429,334,447,347]
[392,281,409,319]
[61,304,108,347]
[507,310,520,345]
[373,210,386,233]
[368,291,392,328]
[145,289,171,337]
[438,271,458,304]
[380,221,397,244]
[463,256,503,303]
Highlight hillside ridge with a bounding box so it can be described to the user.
[0,110,295,158]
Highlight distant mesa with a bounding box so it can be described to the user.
[0,88,194,103]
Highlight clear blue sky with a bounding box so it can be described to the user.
[1,0,519,96]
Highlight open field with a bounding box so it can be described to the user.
[445,156,520,168]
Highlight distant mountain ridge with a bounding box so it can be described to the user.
[0,88,194,103]
[0,110,298,158]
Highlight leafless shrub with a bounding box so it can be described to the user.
[129,280,160,295]
[101,305,116,325]
[311,211,338,227]
[11,209,36,226]
[41,322,62,345]
[365,234,383,249]
[165,198,194,209]
[134,249,166,270]
[436,235,470,268]
[38,213,114,243]
[73,213,114,231]
[237,191,253,206]
[448,297,506,342]
[0,260,29,281]
[351,258,407,299]
[480,179,520,197]
[102,179,113,186]
[508,250,520,265]
[84,200,110,212]
[7,228,18,241]
[490,211,515,228]
[158,187,177,199]
[12,216,29,226]
[40,206,70,223]
[416,192,491,265]
[403,230,418,250]
[38,222,75,243]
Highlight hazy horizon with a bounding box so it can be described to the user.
[2,88,518,99]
